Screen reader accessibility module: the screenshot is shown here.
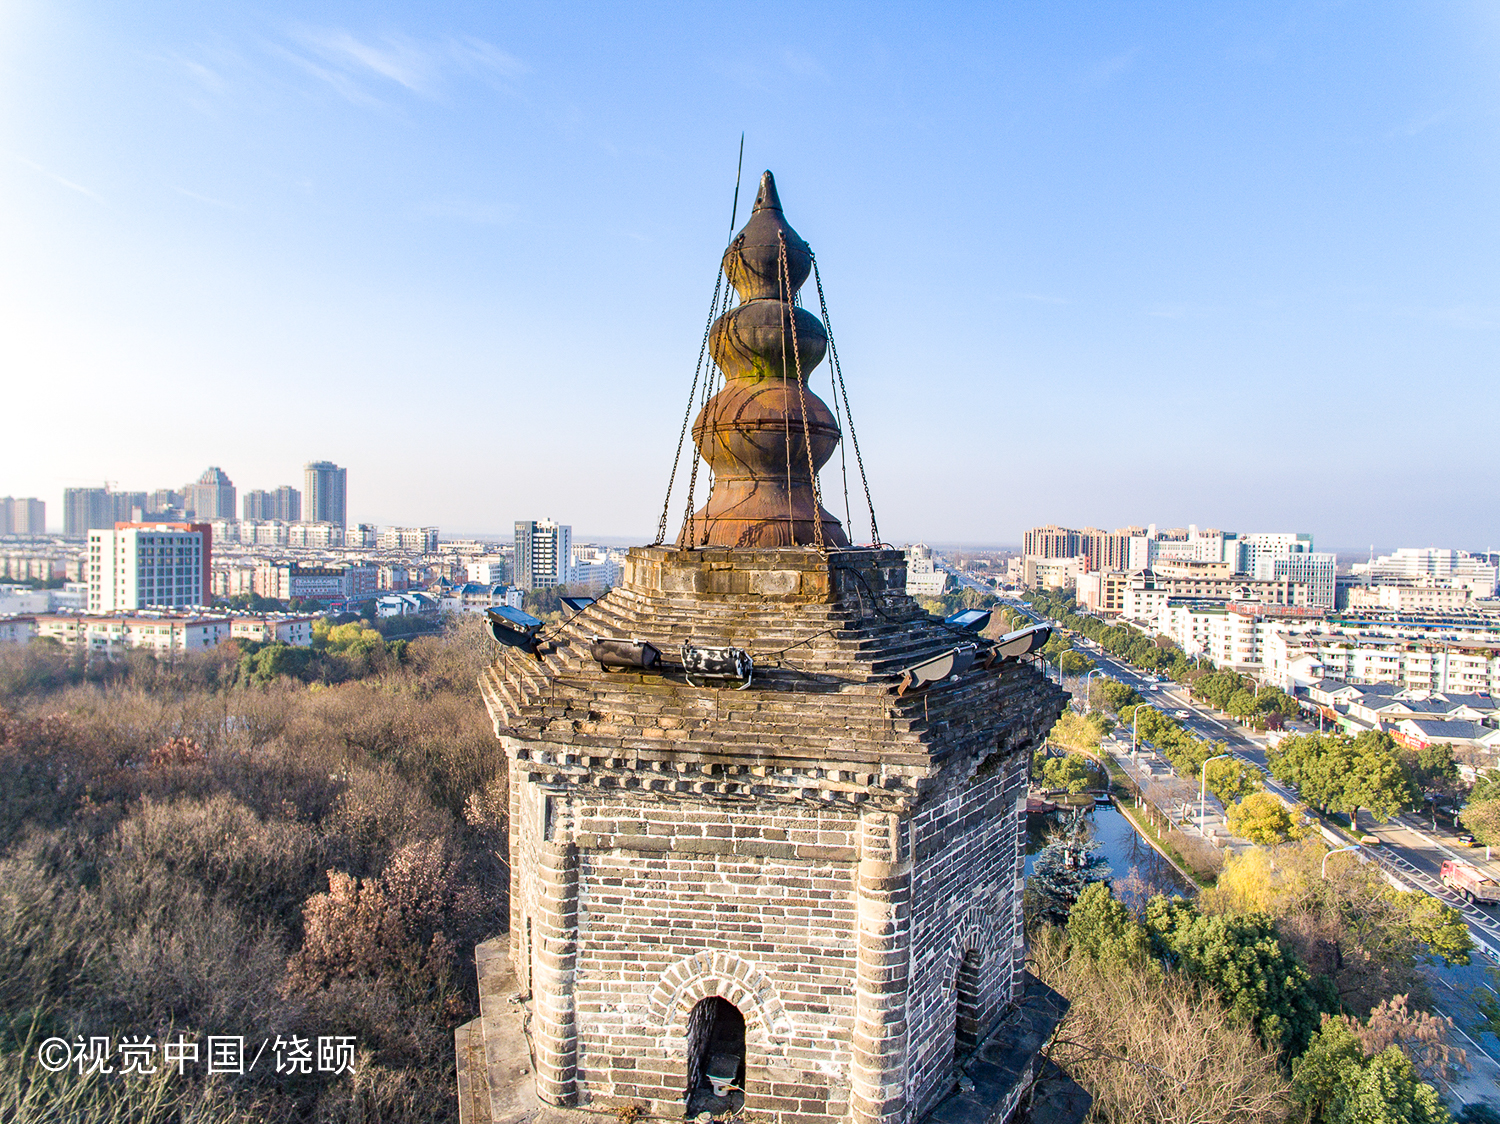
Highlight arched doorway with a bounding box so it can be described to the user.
[953,950,982,1065]
[684,996,746,1116]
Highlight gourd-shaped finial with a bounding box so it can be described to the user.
[679,172,849,549]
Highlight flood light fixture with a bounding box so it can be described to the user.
[486,605,545,655]
[561,596,596,612]
[944,609,991,632]
[590,637,662,671]
[896,644,977,697]
[991,625,1050,662]
[682,643,754,690]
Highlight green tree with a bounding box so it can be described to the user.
[1295,1017,1451,1124]
[1205,757,1263,804]
[1226,792,1306,845]
[1057,649,1095,676]
[1226,689,1259,721]
[1146,896,1328,1057]
[1255,685,1300,718]
[1065,882,1151,965]
[1460,800,1500,849]
[1470,769,1500,806]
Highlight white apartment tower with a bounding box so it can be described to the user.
[514,519,572,590]
[88,522,211,612]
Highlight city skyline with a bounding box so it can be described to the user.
[3,4,1498,544]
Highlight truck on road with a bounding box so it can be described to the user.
[1440,859,1500,904]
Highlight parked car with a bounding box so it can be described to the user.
[1456,833,1476,847]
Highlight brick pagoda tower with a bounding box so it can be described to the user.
[458,173,1069,1124]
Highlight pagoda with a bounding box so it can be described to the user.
[457,172,1072,1124]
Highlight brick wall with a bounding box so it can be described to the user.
[902,753,1030,1117]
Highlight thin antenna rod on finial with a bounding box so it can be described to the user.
[729,132,745,232]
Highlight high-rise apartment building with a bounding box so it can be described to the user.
[186,468,236,521]
[0,498,45,536]
[514,519,572,590]
[64,487,143,537]
[243,486,302,522]
[150,488,185,513]
[274,485,302,522]
[304,461,347,527]
[88,522,212,612]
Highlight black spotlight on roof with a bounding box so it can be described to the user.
[590,637,661,672]
[896,644,977,697]
[682,643,753,690]
[992,624,1050,662]
[561,596,596,613]
[944,608,992,632]
[486,605,544,656]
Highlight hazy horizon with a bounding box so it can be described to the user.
[4,3,1498,546]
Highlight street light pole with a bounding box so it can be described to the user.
[1200,752,1232,833]
[1322,845,1358,879]
[1131,706,1142,760]
[1084,668,1105,714]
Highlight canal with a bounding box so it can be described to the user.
[1026,800,1193,900]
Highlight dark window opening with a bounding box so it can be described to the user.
[954,950,982,1064]
[684,997,745,1117]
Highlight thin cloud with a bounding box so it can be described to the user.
[1008,292,1069,305]
[8,152,102,201]
[278,27,529,105]
[169,184,241,210]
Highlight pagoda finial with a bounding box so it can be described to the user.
[678,172,849,549]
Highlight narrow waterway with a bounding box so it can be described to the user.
[1026,801,1192,900]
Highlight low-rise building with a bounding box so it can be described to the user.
[905,543,949,597]
[1020,554,1085,591]
[377,526,440,553]
[375,592,439,618]
[440,582,523,615]
[34,612,234,655]
[229,614,318,646]
[0,615,37,644]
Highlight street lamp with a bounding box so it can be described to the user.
[1322,845,1358,880]
[1131,706,1143,760]
[1200,752,1232,834]
[1084,668,1106,714]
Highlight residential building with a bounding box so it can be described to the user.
[1021,555,1086,591]
[88,522,212,612]
[1352,547,1498,598]
[286,521,345,548]
[1345,581,1472,613]
[0,616,36,644]
[186,467,237,521]
[0,497,46,536]
[1074,569,1129,614]
[376,526,440,553]
[904,543,948,597]
[1022,524,1134,572]
[211,565,257,599]
[254,563,352,602]
[64,487,114,538]
[440,582,523,615]
[377,564,412,591]
[229,614,318,646]
[34,611,233,656]
[466,556,509,585]
[304,461,348,527]
[376,592,440,618]
[1263,626,1500,695]
[514,519,572,590]
[571,544,622,591]
[243,487,300,522]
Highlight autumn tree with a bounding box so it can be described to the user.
[1227,792,1306,845]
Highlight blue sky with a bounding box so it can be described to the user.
[2,2,1497,548]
